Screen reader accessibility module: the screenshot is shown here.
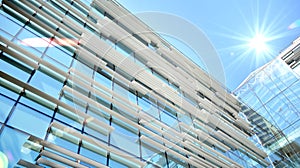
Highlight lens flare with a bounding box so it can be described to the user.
[0,151,8,168]
[288,19,300,30]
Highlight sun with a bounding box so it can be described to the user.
[248,34,269,53]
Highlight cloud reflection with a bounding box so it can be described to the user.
[19,37,78,47]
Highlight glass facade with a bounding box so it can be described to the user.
[235,38,300,167]
[1,0,270,167]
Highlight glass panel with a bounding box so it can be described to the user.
[79,146,107,167]
[85,126,108,144]
[94,70,112,90]
[0,95,15,122]
[0,53,31,82]
[9,35,44,60]
[109,158,127,168]
[0,13,22,38]
[141,139,168,168]
[82,0,93,8]
[0,126,38,168]
[128,90,137,105]
[110,118,139,156]
[0,84,20,100]
[160,111,179,130]
[113,104,137,122]
[242,91,261,110]
[7,103,51,138]
[167,154,188,168]
[19,96,54,117]
[43,55,70,72]
[55,107,83,130]
[178,113,192,126]
[81,139,107,158]
[60,91,87,113]
[116,42,131,57]
[47,132,79,153]
[73,60,94,79]
[113,82,129,100]
[138,97,159,119]
[15,27,48,53]
[29,70,63,99]
[45,42,73,68]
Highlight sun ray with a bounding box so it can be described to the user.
[215,0,289,69]
[248,34,269,53]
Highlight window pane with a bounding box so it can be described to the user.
[29,70,63,99]
[141,140,168,168]
[109,158,127,168]
[110,118,139,156]
[84,107,109,142]
[48,132,79,153]
[19,96,54,117]
[0,54,31,82]
[0,84,20,100]
[45,43,73,68]
[55,107,83,130]
[160,111,179,130]
[94,71,112,90]
[0,13,22,39]
[0,126,38,168]
[73,60,94,79]
[79,146,107,166]
[7,103,51,138]
[138,97,159,119]
[15,27,47,53]
[0,95,15,122]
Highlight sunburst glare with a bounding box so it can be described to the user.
[211,0,292,74]
[248,33,269,53]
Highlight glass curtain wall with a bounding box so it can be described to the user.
[0,0,270,167]
[235,58,300,167]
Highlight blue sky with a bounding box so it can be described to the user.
[117,0,300,91]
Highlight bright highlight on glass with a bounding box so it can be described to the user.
[0,151,8,168]
[19,37,78,47]
[248,34,269,53]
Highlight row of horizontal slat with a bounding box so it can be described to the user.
[0,0,269,167]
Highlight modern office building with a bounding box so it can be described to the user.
[0,0,270,167]
[234,37,300,167]
[281,37,300,74]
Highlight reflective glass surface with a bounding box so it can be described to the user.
[0,1,273,167]
[235,58,300,167]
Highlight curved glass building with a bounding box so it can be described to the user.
[235,37,300,167]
